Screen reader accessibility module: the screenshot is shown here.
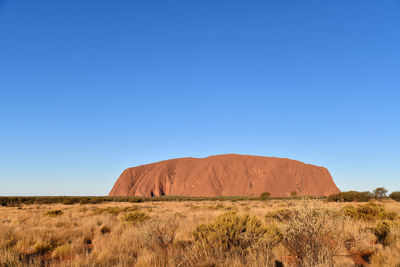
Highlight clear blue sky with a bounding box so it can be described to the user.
[1,0,399,196]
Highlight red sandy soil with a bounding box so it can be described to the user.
[109,154,340,197]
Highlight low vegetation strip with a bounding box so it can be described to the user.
[0,199,399,266]
[0,196,255,206]
[1,188,398,206]
[0,195,326,206]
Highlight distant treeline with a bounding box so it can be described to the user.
[328,189,400,202]
[0,195,323,206]
[0,196,260,206]
[1,190,399,206]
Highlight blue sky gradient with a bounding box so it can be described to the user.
[1,0,399,195]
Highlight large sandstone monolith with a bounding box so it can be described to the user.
[109,154,340,197]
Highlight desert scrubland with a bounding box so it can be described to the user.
[1,198,400,267]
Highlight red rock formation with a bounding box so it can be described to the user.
[109,154,340,197]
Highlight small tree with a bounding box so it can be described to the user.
[373,187,388,199]
[260,192,270,200]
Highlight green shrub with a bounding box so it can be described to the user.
[342,203,397,221]
[193,212,281,255]
[32,241,52,254]
[260,192,270,200]
[357,203,381,220]
[44,209,63,217]
[342,205,358,218]
[121,211,150,225]
[389,191,400,202]
[374,220,391,246]
[327,191,374,202]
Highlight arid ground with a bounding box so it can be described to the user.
[1,199,400,266]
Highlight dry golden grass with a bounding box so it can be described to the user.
[0,199,399,266]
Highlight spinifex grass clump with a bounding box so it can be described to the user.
[374,220,391,246]
[370,221,400,266]
[194,212,266,252]
[191,212,282,265]
[121,211,150,225]
[52,244,73,260]
[342,203,397,221]
[44,209,63,217]
[32,241,53,255]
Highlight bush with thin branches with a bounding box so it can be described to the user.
[282,205,346,266]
